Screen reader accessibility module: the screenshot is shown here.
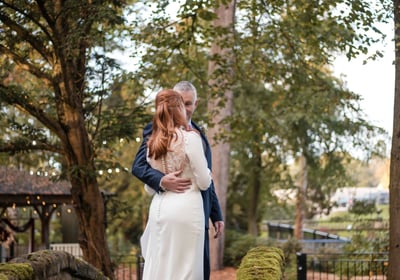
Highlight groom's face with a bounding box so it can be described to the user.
[180,91,198,122]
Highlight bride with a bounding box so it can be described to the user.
[140,89,212,280]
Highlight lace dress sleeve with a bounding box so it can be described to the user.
[184,131,212,190]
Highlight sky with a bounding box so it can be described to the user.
[333,24,395,139]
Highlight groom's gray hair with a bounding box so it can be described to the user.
[173,81,197,100]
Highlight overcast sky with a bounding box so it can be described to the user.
[333,22,394,139]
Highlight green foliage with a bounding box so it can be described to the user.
[0,1,148,170]
[345,229,389,254]
[278,238,302,267]
[349,200,378,216]
[224,230,258,267]
[224,229,301,272]
[320,206,389,277]
[0,0,393,267]
[342,212,389,255]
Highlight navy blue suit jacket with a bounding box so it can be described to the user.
[131,122,223,229]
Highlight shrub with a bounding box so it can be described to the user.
[224,230,257,267]
[236,246,284,280]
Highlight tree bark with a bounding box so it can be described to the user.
[61,107,113,278]
[207,0,236,270]
[248,151,261,236]
[294,156,307,240]
[51,2,113,277]
[389,0,400,278]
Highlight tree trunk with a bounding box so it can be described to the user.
[207,1,236,270]
[294,156,307,240]
[0,1,117,277]
[62,109,114,278]
[389,0,400,278]
[50,2,114,276]
[248,151,261,236]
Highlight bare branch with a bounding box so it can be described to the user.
[0,45,53,85]
[0,141,63,155]
[0,84,67,144]
[0,12,53,64]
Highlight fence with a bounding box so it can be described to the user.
[297,252,388,280]
[50,243,139,280]
[300,239,350,254]
[50,243,82,258]
[113,254,140,280]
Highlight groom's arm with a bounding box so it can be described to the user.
[131,123,191,193]
[194,122,224,223]
[210,182,224,223]
[210,182,224,238]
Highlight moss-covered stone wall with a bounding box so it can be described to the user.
[236,246,285,280]
[0,250,108,280]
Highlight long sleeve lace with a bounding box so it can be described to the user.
[184,131,212,190]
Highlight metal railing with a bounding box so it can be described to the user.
[49,243,139,280]
[297,252,388,280]
[113,254,140,280]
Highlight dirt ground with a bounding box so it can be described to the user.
[210,267,237,280]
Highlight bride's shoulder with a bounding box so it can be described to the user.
[179,127,198,135]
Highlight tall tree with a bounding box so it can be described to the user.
[207,0,236,270]
[0,1,144,277]
[389,0,400,277]
[125,0,390,265]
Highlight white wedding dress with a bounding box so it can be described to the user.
[141,128,211,280]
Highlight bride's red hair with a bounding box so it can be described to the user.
[148,89,188,159]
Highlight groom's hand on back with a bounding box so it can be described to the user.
[160,170,191,193]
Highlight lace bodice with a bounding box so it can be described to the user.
[149,129,188,174]
[147,127,211,191]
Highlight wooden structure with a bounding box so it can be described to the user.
[0,166,74,254]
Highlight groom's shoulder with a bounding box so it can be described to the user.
[143,122,153,136]
[191,121,203,131]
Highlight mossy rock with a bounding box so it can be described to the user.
[236,246,285,280]
[7,250,108,279]
[0,263,33,280]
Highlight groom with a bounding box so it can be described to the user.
[131,81,224,280]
